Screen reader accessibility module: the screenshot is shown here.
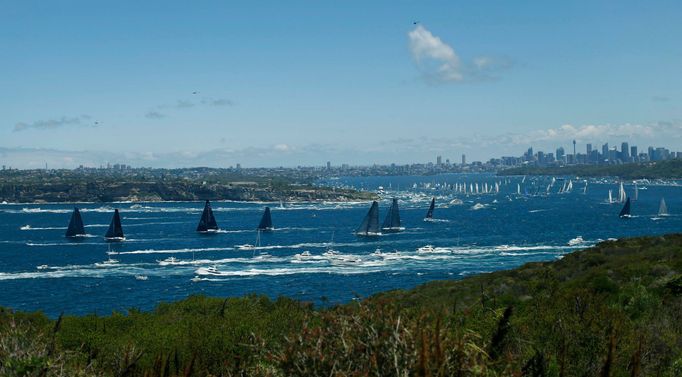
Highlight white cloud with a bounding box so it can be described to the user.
[407,25,509,83]
[408,25,462,82]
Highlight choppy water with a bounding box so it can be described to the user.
[1,173,680,316]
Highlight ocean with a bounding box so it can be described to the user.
[1,173,680,317]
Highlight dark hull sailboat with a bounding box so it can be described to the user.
[382,198,404,233]
[424,198,435,221]
[619,197,631,218]
[196,200,219,233]
[65,207,86,238]
[355,201,380,236]
[105,209,125,241]
[257,207,273,231]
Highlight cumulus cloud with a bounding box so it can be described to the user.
[408,25,462,82]
[13,115,94,132]
[407,25,509,83]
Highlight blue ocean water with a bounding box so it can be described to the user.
[0,173,680,317]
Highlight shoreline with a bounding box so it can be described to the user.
[1,233,681,374]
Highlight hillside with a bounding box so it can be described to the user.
[500,159,682,179]
[1,235,681,376]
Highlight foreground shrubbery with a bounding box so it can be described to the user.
[2,234,682,376]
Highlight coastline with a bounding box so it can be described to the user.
[2,234,681,374]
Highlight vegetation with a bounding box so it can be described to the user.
[0,168,375,203]
[500,159,682,179]
[2,234,682,376]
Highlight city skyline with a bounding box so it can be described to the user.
[2,1,682,168]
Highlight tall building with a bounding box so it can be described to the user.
[602,143,609,161]
[573,140,576,158]
[461,154,466,165]
[436,156,442,166]
[326,161,331,170]
[586,143,592,155]
[630,146,638,161]
[556,147,565,162]
[621,142,630,161]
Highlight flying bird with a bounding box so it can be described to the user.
[192,91,199,95]
[413,21,419,25]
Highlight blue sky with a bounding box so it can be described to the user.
[2,1,681,168]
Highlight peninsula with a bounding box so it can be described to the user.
[0,167,375,203]
[500,159,682,179]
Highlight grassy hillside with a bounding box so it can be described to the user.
[500,159,682,179]
[2,235,682,376]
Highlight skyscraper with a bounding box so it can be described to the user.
[621,142,629,161]
[602,143,609,161]
[461,154,466,165]
[436,156,442,166]
[630,146,637,161]
[556,147,565,162]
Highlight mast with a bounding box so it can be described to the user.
[257,207,273,231]
[381,198,402,232]
[425,198,435,219]
[65,207,86,238]
[355,201,380,236]
[618,197,631,218]
[196,200,219,232]
[105,209,125,240]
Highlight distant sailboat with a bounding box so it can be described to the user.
[104,209,125,241]
[65,207,86,238]
[257,207,274,231]
[381,198,404,233]
[658,198,669,217]
[355,201,380,236]
[424,197,436,221]
[619,197,631,218]
[196,200,219,233]
[634,183,639,201]
[608,190,614,204]
[618,182,627,203]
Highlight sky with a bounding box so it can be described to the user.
[2,0,682,168]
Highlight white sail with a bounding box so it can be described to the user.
[658,198,668,216]
[619,182,626,203]
[608,190,613,204]
[517,183,521,195]
[634,183,638,201]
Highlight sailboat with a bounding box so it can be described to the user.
[104,209,125,241]
[608,190,614,204]
[236,230,262,251]
[381,198,404,233]
[424,197,436,221]
[355,201,380,236]
[618,197,631,218]
[257,207,273,231]
[634,183,639,201]
[658,198,669,217]
[65,207,86,238]
[618,182,627,203]
[196,200,219,233]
